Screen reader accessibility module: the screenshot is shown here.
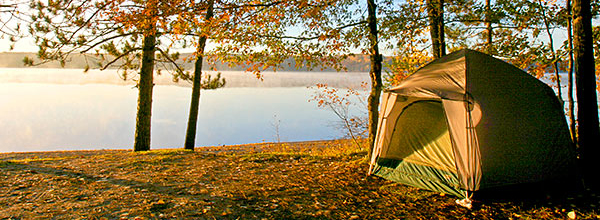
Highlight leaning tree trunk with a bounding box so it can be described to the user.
[133,31,157,152]
[567,0,577,145]
[366,0,383,161]
[427,0,446,58]
[539,0,564,106]
[572,0,600,189]
[184,0,214,151]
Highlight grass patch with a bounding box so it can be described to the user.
[0,160,16,167]
[5,156,77,163]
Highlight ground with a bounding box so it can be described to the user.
[0,140,598,219]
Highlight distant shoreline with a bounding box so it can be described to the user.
[0,52,384,72]
[0,68,370,89]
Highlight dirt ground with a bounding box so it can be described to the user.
[1,140,598,219]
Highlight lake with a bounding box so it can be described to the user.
[0,68,369,153]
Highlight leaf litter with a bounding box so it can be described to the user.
[0,139,599,219]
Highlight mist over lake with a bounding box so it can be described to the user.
[0,68,368,89]
[0,68,369,152]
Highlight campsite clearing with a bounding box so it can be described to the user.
[1,140,598,219]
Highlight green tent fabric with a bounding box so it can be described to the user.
[368,49,576,199]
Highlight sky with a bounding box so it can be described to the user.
[0,37,36,52]
[0,31,569,58]
[0,0,577,56]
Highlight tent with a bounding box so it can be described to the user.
[368,49,576,199]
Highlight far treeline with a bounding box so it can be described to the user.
[0,0,598,188]
[0,52,384,72]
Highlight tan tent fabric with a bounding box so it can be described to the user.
[382,51,483,191]
[369,92,393,173]
[442,99,481,191]
[369,49,575,196]
[389,54,466,101]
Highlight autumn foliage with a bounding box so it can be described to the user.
[310,83,369,149]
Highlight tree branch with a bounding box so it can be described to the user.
[214,1,283,11]
[256,21,366,41]
[80,31,137,53]
[157,47,185,74]
[100,47,140,70]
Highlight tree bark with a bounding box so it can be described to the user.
[573,0,600,189]
[485,0,493,53]
[366,0,383,161]
[567,0,577,145]
[427,0,445,58]
[133,31,156,152]
[184,0,214,150]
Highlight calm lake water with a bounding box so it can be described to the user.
[0,68,369,152]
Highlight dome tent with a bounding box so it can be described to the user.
[368,49,576,200]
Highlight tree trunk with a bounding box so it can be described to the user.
[133,32,156,152]
[184,0,214,150]
[538,0,564,106]
[427,0,445,58]
[573,0,600,189]
[366,0,383,161]
[567,0,577,145]
[486,0,493,53]
[438,0,446,57]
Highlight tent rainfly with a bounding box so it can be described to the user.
[368,49,576,202]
